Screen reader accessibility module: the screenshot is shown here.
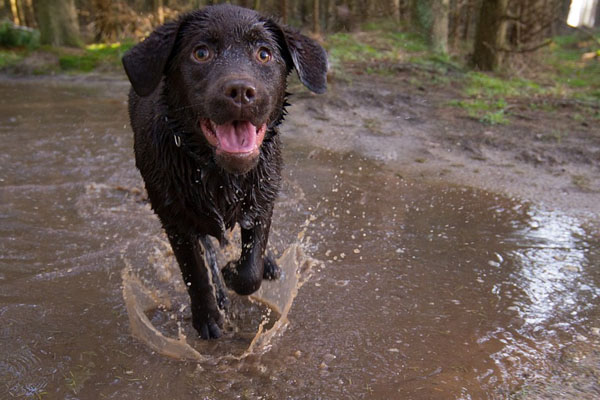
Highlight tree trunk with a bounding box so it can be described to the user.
[9,0,20,25]
[280,0,287,24]
[472,0,508,70]
[313,0,320,35]
[393,0,401,23]
[554,0,573,33]
[33,0,81,47]
[21,0,35,27]
[431,0,449,53]
[326,0,335,31]
[154,0,164,24]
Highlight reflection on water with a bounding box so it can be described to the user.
[1,77,599,399]
[510,209,598,327]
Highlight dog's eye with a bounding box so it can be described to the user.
[256,47,272,63]
[192,46,211,62]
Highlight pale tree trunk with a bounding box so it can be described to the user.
[33,0,81,47]
[313,0,320,35]
[393,0,401,23]
[16,0,26,25]
[9,0,20,25]
[431,0,449,53]
[154,0,164,24]
[472,0,509,70]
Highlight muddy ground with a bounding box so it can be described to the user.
[1,66,598,398]
[285,71,600,398]
[286,72,599,222]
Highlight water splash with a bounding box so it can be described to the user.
[122,243,320,362]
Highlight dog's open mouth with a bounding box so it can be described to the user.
[200,119,267,156]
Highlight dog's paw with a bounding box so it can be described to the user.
[222,261,262,296]
[263,253,281,280]
[192,308,224,340]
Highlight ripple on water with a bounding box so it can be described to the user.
[0,304,49,398]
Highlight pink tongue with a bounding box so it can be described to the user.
[214,121,257,153]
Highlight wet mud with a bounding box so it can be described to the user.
[1,77,599,399]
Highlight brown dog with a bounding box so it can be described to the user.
[122,4,327,339]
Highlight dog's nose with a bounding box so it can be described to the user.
[224,80,256,105]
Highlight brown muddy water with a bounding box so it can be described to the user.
[1,77,599,399]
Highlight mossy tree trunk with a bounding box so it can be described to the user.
[472,0,508,70]
[431,0,449,53]
[33,0,81,47]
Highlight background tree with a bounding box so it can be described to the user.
[3,0,590,65]
[472,0,509,70]
[33,0,81,46]
[431,0,450,53]
[313,0,320,35]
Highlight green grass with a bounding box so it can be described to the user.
[0,49,25,68]
[1,40,134,74]
[325,27,599,125]
[448,72,546,124]
[325,28,428,72]
[463,71,545,98]
[58,41,134,72]
[326,33,381,63]
[448,98,510,125]
[545,32,600,101]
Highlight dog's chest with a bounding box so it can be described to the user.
[184,166,261,229]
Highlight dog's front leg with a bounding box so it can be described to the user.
[166,230,223,339]
[223,216,280,295]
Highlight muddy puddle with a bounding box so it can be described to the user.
[1,77,599,399]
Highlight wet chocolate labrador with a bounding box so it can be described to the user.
[122,5,327,339]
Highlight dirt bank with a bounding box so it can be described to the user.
[285,73,600,224]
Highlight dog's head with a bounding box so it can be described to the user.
[123,5,327,174]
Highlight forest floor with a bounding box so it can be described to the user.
[287,28,600,222]
[289,66,600,221]
[285,66,599,399]
[1,26,599,399]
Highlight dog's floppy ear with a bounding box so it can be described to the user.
[122,21,180,97]
[268,21,328,94]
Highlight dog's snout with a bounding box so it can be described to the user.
[224,80,256,105]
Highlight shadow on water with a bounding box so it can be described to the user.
[1,77,599,399]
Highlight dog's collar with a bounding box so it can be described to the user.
[164,116,184,148]
[164,116,206,164]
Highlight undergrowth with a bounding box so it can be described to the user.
[57,42,134,72]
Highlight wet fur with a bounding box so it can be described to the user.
[122,5,327,339]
